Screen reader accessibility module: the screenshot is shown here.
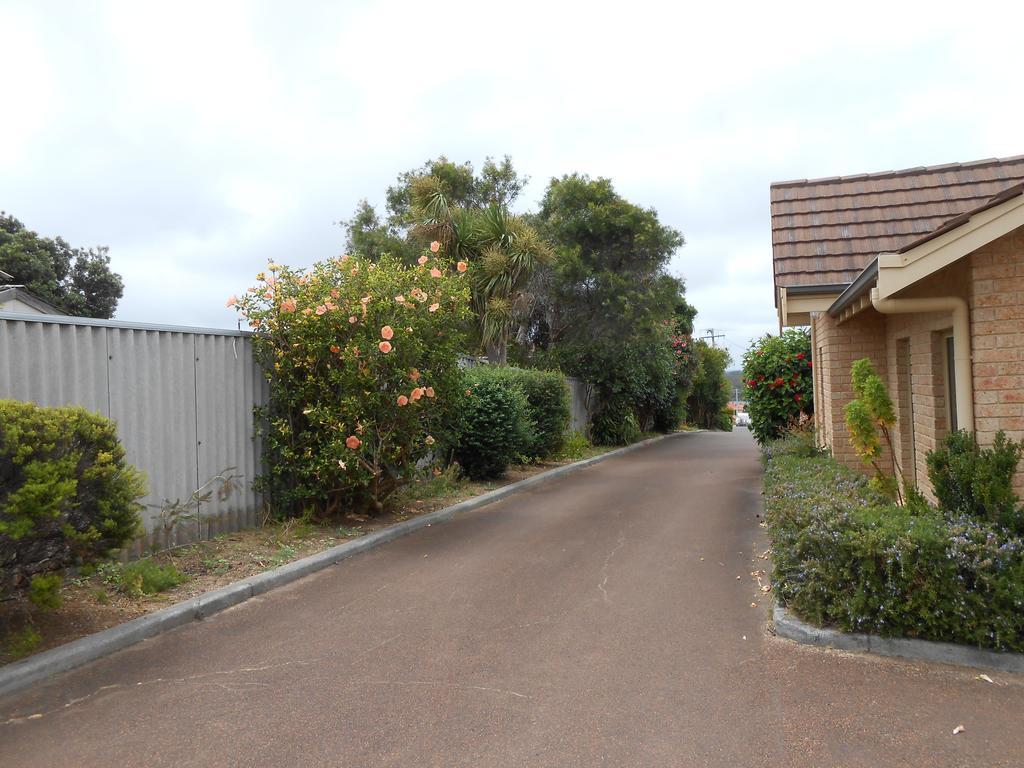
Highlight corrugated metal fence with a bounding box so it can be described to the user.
[1,313,594,554]
[0,313,267,556]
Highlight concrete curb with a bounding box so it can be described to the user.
[0,431,688,699]
[773,605,1024,675]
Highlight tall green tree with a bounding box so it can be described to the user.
[530,174,692,434]
[0,213,123,318]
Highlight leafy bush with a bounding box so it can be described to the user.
[454,366,533,479]
[0,400,145,598]
[231,250,472,516]
[927,430,1024,534]
[742,329,812,444]
[764,435,1024,652]
[844,358,905,502]
[99,558,188,597]
[590,397,641,446]
[502,367,571,459]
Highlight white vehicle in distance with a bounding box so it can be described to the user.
[734,411,751,429]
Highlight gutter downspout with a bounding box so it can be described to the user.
[869,287,973,432]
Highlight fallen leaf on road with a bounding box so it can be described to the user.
[761,585,772,593]
[953,725,966,735]
[699,557,704,561]
[736,576,742,580]
[750,602,757,608]
[976,674,995,684]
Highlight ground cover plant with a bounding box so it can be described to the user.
[763,431,1024,652]
[230,248,471,518]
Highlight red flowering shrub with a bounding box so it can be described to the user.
[741,329,812,444]
[231,248,471,517]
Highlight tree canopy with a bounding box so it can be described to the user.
[0,213,124,318]
[343,155,529,265]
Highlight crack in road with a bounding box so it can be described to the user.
[597,533,627,604]
[1,633,406,728]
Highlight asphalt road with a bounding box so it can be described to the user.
[3,430,1023,767]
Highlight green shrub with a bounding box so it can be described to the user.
[764,435,1024,652]
[27,572,63,611]
[455,366,533,479]
[0,400,145,598]
[502,368,571,460]
[742,329,812,444]
[927,430,1024,534]
[590,397,641,446]
[100,558,188,597]
[231,250,472,516]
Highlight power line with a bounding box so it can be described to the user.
[702,328,725,348]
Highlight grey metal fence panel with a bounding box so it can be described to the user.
[194,334,268,539]
[565,376,592,436]
[0,313,266,556]
[0,318,110,416]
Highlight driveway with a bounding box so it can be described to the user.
[2,431,1023,766]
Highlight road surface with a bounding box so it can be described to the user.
[3,430,1023,766]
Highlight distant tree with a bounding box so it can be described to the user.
[686,341,733,430]
[529,174,692,434]
[0,213,123,318]
[341,155,529,264]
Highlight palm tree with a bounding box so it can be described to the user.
[410,176,552,364]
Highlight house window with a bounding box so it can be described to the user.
[944,334,958,433]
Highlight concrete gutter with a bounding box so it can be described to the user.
[773,605,1024,674]
[0,431,689,698]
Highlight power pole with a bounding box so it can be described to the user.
[702,328,725,348]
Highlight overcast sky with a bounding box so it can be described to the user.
[2,1,1022,365]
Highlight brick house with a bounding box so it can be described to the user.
[771,155,1024,497]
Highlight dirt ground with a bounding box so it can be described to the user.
[1,454,608,665]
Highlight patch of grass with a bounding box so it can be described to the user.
[2,626,42,661]
[99,559,189,597]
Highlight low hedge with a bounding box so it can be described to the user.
[0,399,145,598]
[501,367,571,460]
[764,434,1024,652]
[454,367,533,479]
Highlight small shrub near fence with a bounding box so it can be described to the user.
[454,366,534,479]
[0,399,145,601]
[763,433,1024,653]
[500,368,571,460]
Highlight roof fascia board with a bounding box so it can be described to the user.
[780,286,844,328]
[877,194,1024,299]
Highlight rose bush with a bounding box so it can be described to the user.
[231,248,471,517]
[742,329,812,444]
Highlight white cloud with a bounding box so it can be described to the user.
[1,0,1022,365]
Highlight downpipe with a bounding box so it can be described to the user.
[870,287,973,431]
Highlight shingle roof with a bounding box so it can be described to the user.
[770,155,1024,295]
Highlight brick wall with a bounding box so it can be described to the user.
[811,309,888,473]
[812,224,1024,498]
[969,225,1024,496]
